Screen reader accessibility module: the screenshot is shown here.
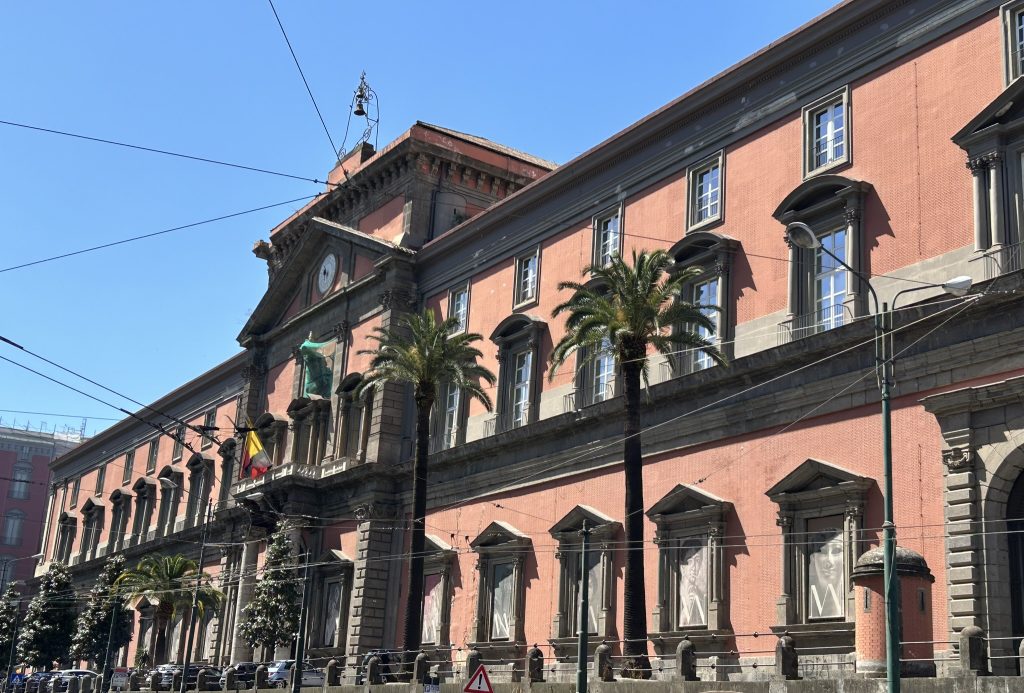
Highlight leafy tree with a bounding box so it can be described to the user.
[117,556,221,665]
[70,554,132,668]
[550,250,725,676]
[236,527,300,655]
[17,562,76,669]
[0,582,21,673]
[359,308,495,669]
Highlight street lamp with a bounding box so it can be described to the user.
[784,221,972,693]
[158,478,213,693]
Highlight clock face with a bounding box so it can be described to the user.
[317,254,337,294]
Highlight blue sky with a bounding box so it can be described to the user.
[0,1,837,438]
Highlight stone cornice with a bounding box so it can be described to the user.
[920,373,1024,417]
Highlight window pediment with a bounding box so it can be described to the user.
[254,412,287,429]
[186,452,215,472]
[953,78,1024,147]
[337,372,363,395]
[470,520,531,551]
[490,313,546,344]
[317,549,353,567]
[669,231,738,267]
[766,458,870,509]
[425,533,457,559]
[80,497,109,515]
[647,484,732,526]
[549,505,619,540]
[109,488,134,505]
[772,175,869,223]
[132,477,157,494]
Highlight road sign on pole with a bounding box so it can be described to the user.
[463,665,493,693]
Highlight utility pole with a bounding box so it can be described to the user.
[101,592,119,690]
[179,500,212,693]
[576,521,591,693]
[877,307,901,693]
[290,555,311,693]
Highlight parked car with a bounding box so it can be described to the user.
[217,663,257,691]
[156,665,220,691]
[266,662,323,689]
[47,671,97,693]
[14,672,54,693]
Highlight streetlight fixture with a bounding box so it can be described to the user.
[784,221,972,693]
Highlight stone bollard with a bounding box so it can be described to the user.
[776,633,800,680]
[171,672,182,693]
[222,668,235,692]
[413,652,430,684]
[675,636,699,681]
[526,644,544,683]
[959,625,989,676]
[365,655,383,685]
[254,665,268,690]
[148,672,161,692]
[67,679,80,693]
[197,669,210,692]
[464,649,481,680]
[325,659,340,687]
[594,642,614,682]
[128,673,140,692]
[81,677,93,693]
[1019,639,1024,675]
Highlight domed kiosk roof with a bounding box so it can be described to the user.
[852,546,934,581]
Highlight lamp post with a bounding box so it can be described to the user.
[784,222,972,693]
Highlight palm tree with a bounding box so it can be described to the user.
[550,249,725,677]
[359,308,496,672]
[116,555,222,665]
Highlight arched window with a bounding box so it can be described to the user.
[1,510,25,546]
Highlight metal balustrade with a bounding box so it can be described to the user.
[777,303,854,345]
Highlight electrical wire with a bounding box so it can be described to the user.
[264,0,339,159]
[0,194,322,274]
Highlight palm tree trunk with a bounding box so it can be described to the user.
[621,359,651,677]
[402,400,431,675]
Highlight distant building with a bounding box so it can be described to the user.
[0,426,83,589]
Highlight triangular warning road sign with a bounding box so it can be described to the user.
[463,664,493,693]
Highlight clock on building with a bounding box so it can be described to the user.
[317,254,337,294]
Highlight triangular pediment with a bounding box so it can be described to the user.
[646,484,730,520]
[549,505,619,538]
[470,520,531,549]
[953,79,1024,145]
[766,458,870,501]
[316,549,353,565]
[425,534,456,557]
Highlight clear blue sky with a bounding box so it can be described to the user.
[0,1,837,438]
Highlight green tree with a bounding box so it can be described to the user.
[359,308,495,670]
[70,555,133,669]
[117,556,221,665]
[0,582,21,673]
[550,249,725,676]
[236,527,300,656]
[17,562,76,670]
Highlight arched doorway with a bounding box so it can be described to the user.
[1007,473,1024,673]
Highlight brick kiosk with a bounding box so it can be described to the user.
[852,547,935,678]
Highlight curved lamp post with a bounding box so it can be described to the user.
[784,221,971,693]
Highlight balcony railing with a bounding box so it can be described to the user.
[483,415,497,438]
[562,390,577,414]
[980,242,1023,279]
[777,303,854,345]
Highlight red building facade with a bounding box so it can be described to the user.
[39,0,1024,680]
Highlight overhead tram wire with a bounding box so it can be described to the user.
[0,193,322,274]
[0,119,337,187]
[265,0,340,159]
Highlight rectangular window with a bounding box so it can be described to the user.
[594,210,621,267]
[172,425,186,461]
[422,572,444,644]
[8,466,30,500]
[70,478,81,508]
[202,411,216,450]
[489,562,514,640]
[513,249,539,307]
[567,550,601,635]
[147,440,159,474]
[321,580,343,647]
[591,339,614,405]
[806,515,846,620]
[441,386,461,451]
[123,450,135,485]
[511,350,532,428]
[692,277,720,371]
[814,229,847,332]
[803,88,850,176]
[687,153,724,229]
[95,465,106,496]
[1004,2,1024,83]
[449,285,469,333]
